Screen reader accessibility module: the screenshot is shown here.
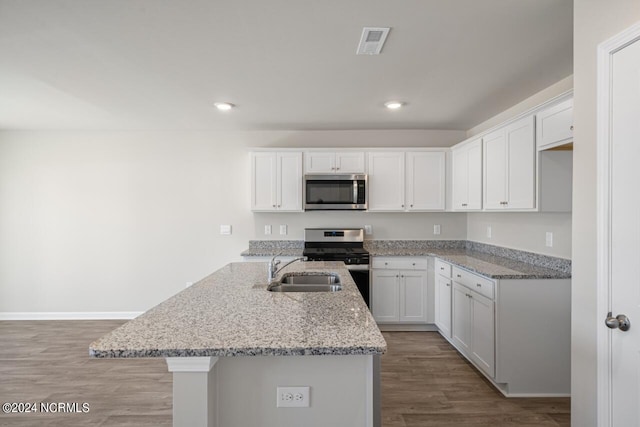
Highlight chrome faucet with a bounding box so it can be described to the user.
[268,253,305,282]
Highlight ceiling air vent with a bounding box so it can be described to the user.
[356,27,391,55]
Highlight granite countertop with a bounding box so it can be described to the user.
[241,240,571,280]
[90,261,386,358]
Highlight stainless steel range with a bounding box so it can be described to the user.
[303,228,370,306]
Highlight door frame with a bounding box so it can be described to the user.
[596,20,640,427]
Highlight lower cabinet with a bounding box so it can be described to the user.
[452,282,495,378]
[434,274,452,338]
[371,257,429,324]
[434,257,571,396]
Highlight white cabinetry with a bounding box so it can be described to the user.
[452,279,495,378]
[371,257,429,324]
[251,152,303,212]
[451,139,482,210]
[436,260,571,396]
[304,151,366,174]
[368,151,446,211]
[434,259,453,338]
[483,115,536,210]
[536,97,573,150]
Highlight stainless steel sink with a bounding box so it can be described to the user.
[267,273,342,292]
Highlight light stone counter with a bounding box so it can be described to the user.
[90,261,386,358]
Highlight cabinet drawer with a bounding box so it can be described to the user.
[452,266,495,300]
[372,257,428,270]
[435,258,452,277]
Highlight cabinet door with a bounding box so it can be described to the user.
[335,152,366,173]
[406,151,446,211]
[367,152,405,211]
[304,152,335,173]
[483,129,507,209]
[435,275,452,338]
[277,152,303,211]
[452,283,471,355]
[399,270,428,323]
[536,98,573,150]
[452,146,469,210]
[505,116,536,209]
[371,270,399,323]
[470,291,495,378]
[466,140,483,210]
[251,152,277,211]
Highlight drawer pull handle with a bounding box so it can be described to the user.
[476,283,482,287]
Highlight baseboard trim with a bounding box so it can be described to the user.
[0,312,144,320]
[377,324,438,332]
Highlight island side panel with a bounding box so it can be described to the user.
[216,355,373,427]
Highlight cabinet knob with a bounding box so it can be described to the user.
[400,275,404,278]
[272,204,276,207]
[336,167,340,170]
[412,263,415,266]
[385,262,388,266]
[462,203,467,207]
[401,204,405,208]
[570,125,574,131]
[440,267,444,270]
[476,283,482,287]
[396,275,399,278]
[278,205,281,208]
[410,204,413,208]
[446,283,450,287]
[457,274,461,278]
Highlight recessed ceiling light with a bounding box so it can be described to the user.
[214,102,234,111]
[384,101,404,110]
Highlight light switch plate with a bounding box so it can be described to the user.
[220,225,232,235]
[364,225,373,235]
[264,225,272,235]
[486,226,492,239]
[546,231,553,247]
[280,225,287,235]
[433,224,441,235]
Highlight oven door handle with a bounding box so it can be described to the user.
[346,264,370,271]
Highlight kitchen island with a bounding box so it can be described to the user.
[90,261,386,427]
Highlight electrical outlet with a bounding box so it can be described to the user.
[280,225,287,235]
[486,226,492,239]
[546,231,554,247]
[220,225,232,235]
[364,225,373,235]
[433,224,441,235]
[264,225,272,235]
[276,386,309,407]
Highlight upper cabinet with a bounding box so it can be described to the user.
[536,98,573,150]
[304,151,366,174]
[483,116,536,210]
[368,151,446,212]
[251,152,303,212]
[451,139,482,211]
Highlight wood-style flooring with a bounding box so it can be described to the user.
[0,321,569,426]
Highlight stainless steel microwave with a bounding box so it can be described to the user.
[304,174,367,211]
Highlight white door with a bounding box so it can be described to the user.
[367,152,405,211]
[483,129,507,209]
[470,291,495,378]
[504,116,536,209]
[452,283,471,355]
[467,140,483,210]
[435,275,452,338]
[598,31,640,426]
[251,152,277,211]
[335,152,366,173]
[451,145,469,210]
[406,151,446,211]
[277,152,303,211]
[371,270,399,323]
[399,271,428,322]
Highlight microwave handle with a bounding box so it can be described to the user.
[353,180,358,204]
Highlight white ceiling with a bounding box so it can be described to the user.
[0,0,573,131]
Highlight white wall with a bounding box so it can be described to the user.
[466,213,571,258]
[0,129,466,314]
[572,2,640,426]
[463,75,574,260]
